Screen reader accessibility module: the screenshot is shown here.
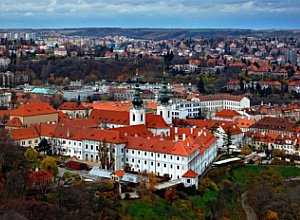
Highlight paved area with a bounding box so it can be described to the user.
[241,192,257,220]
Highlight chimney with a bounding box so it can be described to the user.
[190,128,193,134]
[175,127,178,134]
[182,133,186,141]
[124,132,128,137]
[204,132,206,137]
[67,127,70,138]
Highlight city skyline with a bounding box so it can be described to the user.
[1,0,300,29]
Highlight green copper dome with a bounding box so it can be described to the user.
[159,71,170,105]
[132,73,143,108]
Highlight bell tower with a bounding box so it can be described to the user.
[130,69,146,126]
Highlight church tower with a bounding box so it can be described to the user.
[130,70,146,126]
[157,70,172,125]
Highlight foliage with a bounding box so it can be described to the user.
[240,145,252,156]
[35,138,51,158]
[40,156,58,177]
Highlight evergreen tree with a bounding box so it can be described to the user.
[197,77,206,94]
[35,138,51,158]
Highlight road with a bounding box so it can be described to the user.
[241,192,257,220]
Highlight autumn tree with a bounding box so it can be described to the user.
[40,156,58,177]
[240,145,252,156]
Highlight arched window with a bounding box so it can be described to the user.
[132,114,135,121]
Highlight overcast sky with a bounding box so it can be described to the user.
[0,0,299,29]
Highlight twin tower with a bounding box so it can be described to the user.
[130,71,172,126]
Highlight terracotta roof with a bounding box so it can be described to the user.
[89,109,169,129]
[109,124,153,140]
[89,109,129,125]
[59,119,98,128]
[114,170,125,177]
[10,102,58,117]
[58,111,70,121]
[126,136,202,157]
[85,101,157,112]
[29,170,53,183]
[10,126,40,140]
[215,109,241,119]
[250,117,296,133]
[58,102,86,110]
[288,81,300,86]
[235,118,255,128]
[146,114,169,128]
[6,117,24,127]
[182,169,198,178]
[198,94,246,102]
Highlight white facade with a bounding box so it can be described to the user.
[157,104,172,124]
[130,107,146,126]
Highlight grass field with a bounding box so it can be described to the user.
[122,165,300,220]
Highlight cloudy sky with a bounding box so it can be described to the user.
[0,0,299,29]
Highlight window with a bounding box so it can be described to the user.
[157,153,160,158]
[187,179,190,183]
[151,162,153,166]
[164,154,166,159]
[138,160,140,163]
[138,151,140,155]
[91,145,93,150]
[86,145,88,149]
[144,152,147,156]
[121,148,124,153]
[132,159,134,163]
[79,143,81,146]
[133,114,135,121]
[164,164,166,168]
[177,156,180,161]
[177,166,180,170]
[157,163,160,167]
[96,156,98,160]
[160,111,162,116]
[35,140,38,143]
[126,149,128,153]
[170,164,173,169]
[168,111,170,118]
[151,153,153,157]
[144,161,147,164]
[28,140,32,144]
[132,150,134,154]
[170,155,173,160]
[141,114,143,121]
[96,146,99,150]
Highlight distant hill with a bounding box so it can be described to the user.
[1,28,300,40]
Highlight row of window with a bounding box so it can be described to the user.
[126,149,182,160]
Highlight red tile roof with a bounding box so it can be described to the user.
[235,118,255,128]
[250,117,296,133]
[146,114,169,128]
[10,102,58,117]
[6,117,24,127]
[10,126,40,140]
[182,169,198,178]
[29,170,54,184]
[215,109,241,119]
[89,109,169,129]
[114,170,125,177]
[58,102,86,110]
[198,94,245,102]
[126,136,202,157]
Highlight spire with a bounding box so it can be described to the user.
[132,69,143,108]
[159,69,170,105]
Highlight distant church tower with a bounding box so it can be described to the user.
[157,70,172,125]
[130,70,146,126]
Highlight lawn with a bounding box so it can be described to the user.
[122,165,300,219]
[233,165,300,183]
